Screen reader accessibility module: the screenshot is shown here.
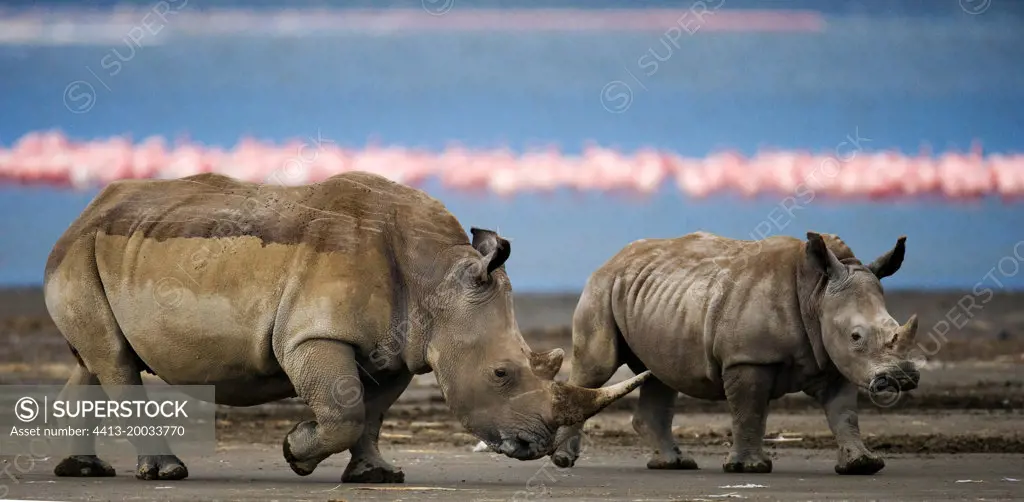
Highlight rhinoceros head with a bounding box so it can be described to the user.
[425,227,651,461]
[804,232,920,395]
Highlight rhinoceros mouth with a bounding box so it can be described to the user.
[868,375,900,394]
[489,433,553,460]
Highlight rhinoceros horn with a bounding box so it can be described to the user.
[893,314,920,352]
[529,348,564,381]
[550,371,653,426]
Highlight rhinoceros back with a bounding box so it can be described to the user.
[594,232,818,397]
[46,171,468,280]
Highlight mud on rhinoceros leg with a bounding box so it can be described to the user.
[722,364,774,474]
[808,378,885,475]
[281,339,366,477]
[631,375,698,470]
[341,370,414,483]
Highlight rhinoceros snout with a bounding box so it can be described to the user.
[870,361,920,394]
[891,360,921,390]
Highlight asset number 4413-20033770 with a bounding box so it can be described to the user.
[91,425,187,436]
[8,425,188,437]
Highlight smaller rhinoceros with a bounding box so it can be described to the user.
[550,231,921,475]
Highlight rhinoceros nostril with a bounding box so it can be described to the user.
[890,362,920,385]
[869,375,894,393]
[496,436,529,456]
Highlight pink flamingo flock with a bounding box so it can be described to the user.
[1,131,1022,201]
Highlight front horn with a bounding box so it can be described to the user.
[550,371,652,427]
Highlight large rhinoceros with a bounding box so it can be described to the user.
[550,231,920,475]
[43,171,650,482]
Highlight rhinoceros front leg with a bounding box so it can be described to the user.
[722,364,774,473]
[281,339,366,477]
[631,376,698,470]
[810,378,885,475]
[341,371,413,483]
[549,353,619,469]
[550,293,622,469]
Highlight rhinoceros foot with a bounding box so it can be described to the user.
[550,429,583,469]
[722,460,772,473]
[550,450,577,469]
[136,455,188,480]
[647,448,699,470]
[342,459,405,483]
[282,425,319,476]
[722,452,772,474]
[835,453,885,475]
[53,455,116,477]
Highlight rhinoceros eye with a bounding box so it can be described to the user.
[851,333,862,342]
[494,368,507,378]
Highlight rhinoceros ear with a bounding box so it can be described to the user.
[867,236,906,280]
[806,232,845,280]
[470,227,511,277]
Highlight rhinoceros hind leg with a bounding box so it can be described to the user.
[137,454,189,480]
[53,367,116,477]
[341,371,413,483]
[92,368,186,479]
[53,455,116,477]
[48,262,183,478]
[281,340,366,476]
[631,376,698,470]
[722,364,774,474]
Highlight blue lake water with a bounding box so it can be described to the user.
[1,1,1023,291]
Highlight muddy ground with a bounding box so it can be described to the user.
[0,288,1022,500]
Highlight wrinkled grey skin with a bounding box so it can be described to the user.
[43,172,650,483]
[550,231,920,475]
